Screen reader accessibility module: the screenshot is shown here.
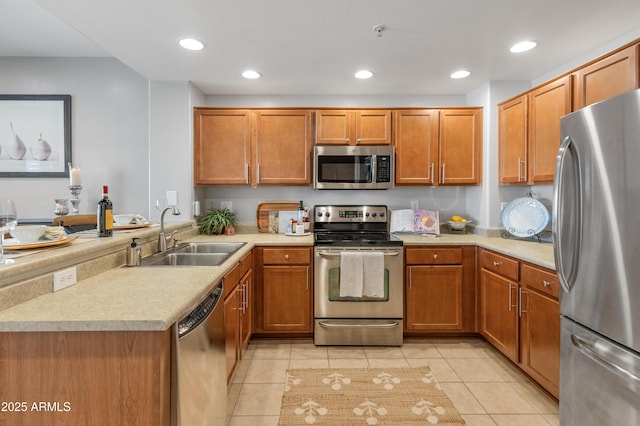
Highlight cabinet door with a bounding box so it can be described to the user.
[519,289,560,398]
[254,110,312,185]
[573,44,639,110]
[224,287,240,382]
[528,76,572,183]
[438,108,482,185]
[194,109,251,185]
[262,265,312,332]
[498,96,528,185]
[480,269,518,362]
[393,110,439,184]
[355,110,392,145]
[239,269,252,351]
[406,265,463,331]
[315,110,351,145]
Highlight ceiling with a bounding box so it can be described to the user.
[3,0,640,95]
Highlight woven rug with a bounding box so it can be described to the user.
[279,367,466,425]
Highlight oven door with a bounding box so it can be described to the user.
[314,247,403,319]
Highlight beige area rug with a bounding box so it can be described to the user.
[279,367,466,425]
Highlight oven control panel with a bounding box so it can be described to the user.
[314,205,388,223]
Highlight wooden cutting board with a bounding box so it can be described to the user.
[256,202,300,232]
[53,214,97,226]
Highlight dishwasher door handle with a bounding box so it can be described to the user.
[318,320,401,328]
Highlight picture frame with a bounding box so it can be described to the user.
[0,94,71,177]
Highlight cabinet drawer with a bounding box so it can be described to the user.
[262,247,311,265]
[223,263,240,299]
[521,263,559,299]
[405,247,463,265]
[480,250,519,281]
[240,250,253,276]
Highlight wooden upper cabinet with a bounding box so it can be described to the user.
[194,109,251,185]
[498,95,528,184]
[254,110,312,185]
[528,76,572,183]
[573,44,639,110]
[438,108,482,185]
[393,110,439,185]
[315,109,391,145]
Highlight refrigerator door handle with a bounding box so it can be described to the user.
[553,136,582,294]
[571,333,640,385]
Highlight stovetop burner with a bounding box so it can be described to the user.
[313,205,403,247]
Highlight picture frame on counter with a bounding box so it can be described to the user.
[0,94,71,177]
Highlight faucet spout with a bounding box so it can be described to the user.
[158,205,181,252]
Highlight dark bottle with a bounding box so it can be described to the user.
[97,185,113,237]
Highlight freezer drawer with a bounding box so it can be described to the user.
[561,317,640,425]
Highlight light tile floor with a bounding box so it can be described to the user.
[227,337,559,426]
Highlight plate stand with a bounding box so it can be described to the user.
[501,228,543,243]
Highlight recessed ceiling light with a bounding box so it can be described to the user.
[242,70,261,79]
[354,70,373,79]
[450,70,470,79]
[510,41,537,53]
[178,38,204,51]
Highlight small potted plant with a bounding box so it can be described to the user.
[198,208,238,235]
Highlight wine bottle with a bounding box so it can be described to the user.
[97,185,113,237]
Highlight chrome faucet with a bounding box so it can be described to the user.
[158,204,181,252]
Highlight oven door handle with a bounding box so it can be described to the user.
[318,320,401,328]
[316,250,400,257]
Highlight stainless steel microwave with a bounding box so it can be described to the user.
[313,145,394,189]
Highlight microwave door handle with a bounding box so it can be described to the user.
[371,155,376,183]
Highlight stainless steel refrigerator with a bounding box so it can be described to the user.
[554,88,640,425]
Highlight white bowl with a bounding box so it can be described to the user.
[447,220,470,231]
[114,214,135,225]
[10,225,46,243]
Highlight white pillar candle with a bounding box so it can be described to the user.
[70,167,81,186]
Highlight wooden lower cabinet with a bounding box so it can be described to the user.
[223,250,253,382]
[254,247,313,335]
[479,249,560,398]
[404,246,476,334]
[0,330,171,426]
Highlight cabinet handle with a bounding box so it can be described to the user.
[306,266,309,291]
[542,280,551,287]
[519,288,528,317]
[409,266,412,290]
[244,163,249,184]
[346,138,350,144]
[517,158,527,182]
[284,254,289,260]
[433,254,438,260]
[256,163,260,183]
[356,138,361,144]
[429,163,434,182]
[493,261,500,267]
[441,163,446,183]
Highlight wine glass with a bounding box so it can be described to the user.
[0,200,17,265]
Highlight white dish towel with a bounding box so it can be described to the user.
[340,252,364,297]
[362,252,385,298]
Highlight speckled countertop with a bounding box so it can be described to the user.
[0,229,553,333]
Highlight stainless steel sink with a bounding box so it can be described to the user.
[175,242,246,255]
[141,252,229,266]
[138,242,246,267]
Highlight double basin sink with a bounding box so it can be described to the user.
[140,242,246,267]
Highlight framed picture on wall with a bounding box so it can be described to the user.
[0,94,71,177]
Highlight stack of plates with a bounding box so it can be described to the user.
[500,197,550,238]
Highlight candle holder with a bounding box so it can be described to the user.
[68,185,83,215]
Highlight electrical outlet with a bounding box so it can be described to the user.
[166,190,178,206]
[221,201,233,211]
[411,200,419,210]
[53,267,77,292]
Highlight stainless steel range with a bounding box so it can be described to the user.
[313,205,404,346]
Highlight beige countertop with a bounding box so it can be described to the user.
[0,229,553,333]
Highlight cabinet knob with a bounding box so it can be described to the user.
[433,254,438,260]
[542,280,550,287]
[346,138,350,144]
[493,261,500,267]
[284,254,289,260]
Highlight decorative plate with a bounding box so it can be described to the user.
[3,235,76,250]
[501,197,550,238]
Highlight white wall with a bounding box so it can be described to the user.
[0,58,149,219]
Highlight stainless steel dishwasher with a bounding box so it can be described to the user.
[172,281,226,426]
